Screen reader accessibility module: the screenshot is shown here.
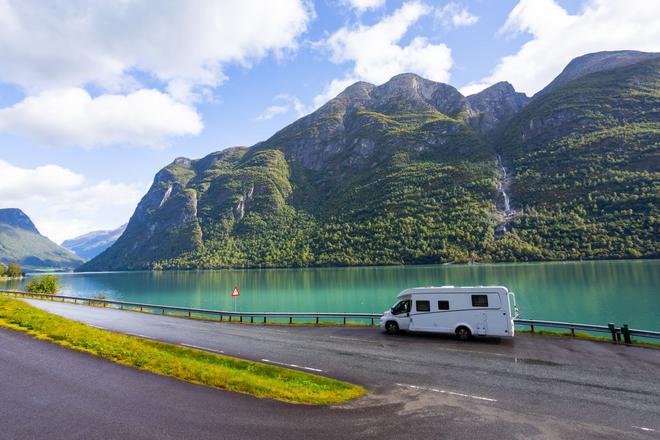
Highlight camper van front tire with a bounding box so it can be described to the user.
[456,326,471,341]
[385,321,399,335]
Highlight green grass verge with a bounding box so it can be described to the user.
[0,296,365,404]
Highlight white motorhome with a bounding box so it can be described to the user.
[380,286,519,340]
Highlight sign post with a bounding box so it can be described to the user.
[231,286,240,312]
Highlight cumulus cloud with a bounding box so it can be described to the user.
[0,88,202,147]
[460,0,660,96]
[342,0,387,13]
[315,1,452,108]
[435,2,479,29]
[256,94,306,121]
[0,0,312,146]
[0,1,312,94]
[0,160,146,243]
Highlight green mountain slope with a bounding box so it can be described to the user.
[0,209,83,271]
[494,56,660,260]
[79,51,660,271]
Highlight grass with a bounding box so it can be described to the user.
[0,296,365,404]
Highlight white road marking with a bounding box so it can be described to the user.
[88,324,106,330]
[632,426,657,433]
[180,343,225,354]
[329,335,366,343]
[396,383,497,403]
[261,359,323,372]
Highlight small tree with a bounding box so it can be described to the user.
[24,275,59,295]
[0,263,6,276]
[6,262,22,277]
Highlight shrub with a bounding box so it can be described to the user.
[5,262,22,277]
[24,275,59,295]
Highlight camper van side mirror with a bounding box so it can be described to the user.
[406,312,410,317]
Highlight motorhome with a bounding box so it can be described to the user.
[380,286,519,340]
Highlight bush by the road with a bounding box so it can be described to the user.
[0,296,365,404]
[24,275,59,295]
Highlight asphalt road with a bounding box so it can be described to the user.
[1,299,658,439]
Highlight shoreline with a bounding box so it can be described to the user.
[68,257,659,275]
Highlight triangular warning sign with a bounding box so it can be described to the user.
[231,287,240,297]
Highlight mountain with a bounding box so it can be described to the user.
[61,224,127,261]
[534,50,659,98]
[0,208,83,271]
[467,81,529,133]
[79,51,660,271]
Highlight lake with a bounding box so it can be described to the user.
[3,260,659,331]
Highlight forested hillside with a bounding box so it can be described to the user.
[79,51,659,271]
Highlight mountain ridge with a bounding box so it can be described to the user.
[79,50,660,271]
[61,224,127,261]
[0,208,83,271]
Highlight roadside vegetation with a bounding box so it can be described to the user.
[24,275,59,294]
[0,296,365,404]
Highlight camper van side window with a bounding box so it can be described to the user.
[471,295,489,307]
[437,300,449,310]
[416,300,430,312]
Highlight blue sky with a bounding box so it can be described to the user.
[0,0,657,243]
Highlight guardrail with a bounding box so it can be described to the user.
[2,290,659,343]
[513,318,660,343]
[0,290,382,325]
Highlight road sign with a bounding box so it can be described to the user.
[231,287,240,297]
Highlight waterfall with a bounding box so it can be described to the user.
[503,191,510,212]
[497,155,511,213]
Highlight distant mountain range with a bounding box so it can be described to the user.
[0,208,83,271]
[61,224,127,261]
[72,50,658,271]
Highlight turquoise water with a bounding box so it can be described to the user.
[4,260,659,331]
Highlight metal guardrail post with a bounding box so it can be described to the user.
[622,324,631,344]
[608,323,616,341]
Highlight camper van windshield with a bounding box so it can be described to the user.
[392,300,411,315]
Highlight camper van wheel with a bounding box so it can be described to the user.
[456,326,471,341]
[385,321,399,335]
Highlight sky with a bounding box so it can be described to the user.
[0,0,658,244]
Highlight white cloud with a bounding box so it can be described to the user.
[0,0,313,146]
[343,0,387,13]
[256,105,289,121]
[0,160,146,243]
[435,2,479,29]
[315,1,453,108]
[460,0,660,95]
[0,1,312,94]
[0,88,202,147]
[256,94,306,120]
